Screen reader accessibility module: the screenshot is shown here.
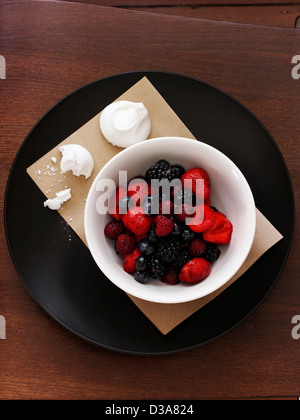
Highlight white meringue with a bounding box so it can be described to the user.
[59,144,94,179]
[100,101,151,148]
[44,188,71,210]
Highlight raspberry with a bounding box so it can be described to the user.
[161,267,180,285]
[154,215,174,237]
[188,238,206,257]
[115,234,136,256]
[104,220,125,240]
[179,258,212,284]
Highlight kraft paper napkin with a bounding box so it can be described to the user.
[27,77,283,335]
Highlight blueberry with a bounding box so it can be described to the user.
[142,195,159,215]
[134,271,149,284]
[118,196,131,211]
[181,228,195,242]
[148,229,157,244]
[139,240,155,256]
[136,255,147,271]
[171,222,182,237]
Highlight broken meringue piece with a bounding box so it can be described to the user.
[44,188,71,210]
[59,144,94,179]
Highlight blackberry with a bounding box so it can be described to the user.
[203,243,221,263]
[174,247,192,271]
[165,164,185,181]
[145,160,170,183]
[157,238,181,263]
[147,254,167,279]
[181,227,195,242]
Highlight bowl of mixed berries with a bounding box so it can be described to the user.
[84,137,256,304]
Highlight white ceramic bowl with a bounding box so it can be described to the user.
[84,137,256,304]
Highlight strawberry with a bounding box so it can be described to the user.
[174,203,195,223]
[181,168,211,201]
[123,247,142,274]
[187,204,216,233]
[154,215,174,237]
[188,238,206,257]
[202,211,233,245]
[122,206,153,236]
[104,219,125,240]
[115,233,136,256]
[108,186,127,220]
[179,258,211,284]
[127,178,150,206]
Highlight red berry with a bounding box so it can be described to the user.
[108,186,127,220]
[127,178,150,206]
[174,203,195,223]
[187,204,216,233]
[181,168,211,201]
[179,258,211,284]
[123,247,142,274]
[188,238,206,257]
[115,234,136,256]
[122,206,153,236]
[161,267,180,285]
[202,211,233,245]
[104,219,125,240]
[159,200,174,216]
[154,215,174,237]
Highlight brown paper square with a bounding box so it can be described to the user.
[26,77,283,335]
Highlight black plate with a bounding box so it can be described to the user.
[4,71,294,355]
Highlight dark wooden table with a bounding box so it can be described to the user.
[1,0,300,400]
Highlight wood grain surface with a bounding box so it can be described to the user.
[1,0,300,400]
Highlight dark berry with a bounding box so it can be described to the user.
[139,240,155,256]
[171,222,182,238]
[104,220,125,240]
[118,196,131,212]
[174,247,192,271]
[136,255,147,271]
[115,234,136,256]
[157,238,181,263]
[142,195,160,216]
[145,160,170,183]
[165,164,185,181]
[134,271,149,284]
[148,229,158,244]
[147,255,167,279]
[203,243,221,263]
[161,267,180,285]
[181,227,195,242]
